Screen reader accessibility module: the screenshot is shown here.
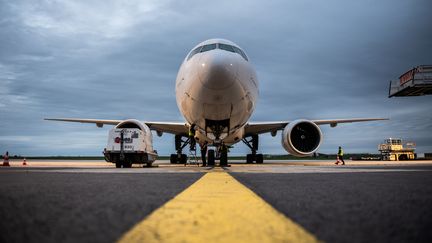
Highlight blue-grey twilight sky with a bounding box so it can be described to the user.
[1,0,431,156]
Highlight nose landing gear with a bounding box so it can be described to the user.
[205,144,229,167]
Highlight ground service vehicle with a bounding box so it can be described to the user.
[103,120,157,167]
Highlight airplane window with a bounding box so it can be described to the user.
[200,44,217,53]
[219,44,248,61]
[187,46,203,61]
[233,46,249,61]
[188,43,248,62]
[218,43,235,53]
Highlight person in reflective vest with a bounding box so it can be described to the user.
[219,143,232,154]
[335,146,345,165]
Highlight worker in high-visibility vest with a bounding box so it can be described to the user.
[335,146,345,165]
[189,124,196,151]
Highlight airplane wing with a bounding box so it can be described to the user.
[44,118,188,135]
[244,118,388,135]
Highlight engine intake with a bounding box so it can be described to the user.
[282,119,322,156]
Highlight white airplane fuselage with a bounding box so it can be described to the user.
[175,39,258,145]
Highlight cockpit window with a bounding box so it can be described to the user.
[187,46,202,61]
[233,46,249,61]
[200,44,217,53]
[187,43,249,62]
[218,43,235,53]
[218,43,248,61]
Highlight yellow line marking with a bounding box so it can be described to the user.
[118,172,319,243]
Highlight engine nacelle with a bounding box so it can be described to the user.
[282,119,322,157]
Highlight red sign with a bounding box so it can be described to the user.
[400,69,415,85]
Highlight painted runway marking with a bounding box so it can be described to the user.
[118,171,319,243]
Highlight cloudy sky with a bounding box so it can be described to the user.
[1,0,431,156]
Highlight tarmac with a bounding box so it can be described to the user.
[1,159,432,243]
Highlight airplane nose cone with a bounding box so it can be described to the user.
[198,52,238,90]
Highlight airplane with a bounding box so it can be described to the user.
[46,38,387,167]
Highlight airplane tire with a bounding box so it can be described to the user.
[123,160,132,168]
[208,150,215,166]
[256,154,264,164]
[220,151,228,166]
[180,154,187,164]
[246,154,253,164]
[170,154,177,164]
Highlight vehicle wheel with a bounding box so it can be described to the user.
[115,161,121,168]
[170,154,177,164]
[256,154,264,164]
[180,154,187,164]
[123,160,132,168]
[246,154,253,163]
[208,149,215,166]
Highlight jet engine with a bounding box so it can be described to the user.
[282,119,322,157]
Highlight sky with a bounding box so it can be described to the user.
[1,0,431,156]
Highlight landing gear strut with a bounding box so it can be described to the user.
[242,135,264,164]
[170,135,189,164]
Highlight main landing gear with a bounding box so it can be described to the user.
[170,135,188,164]
[242,135,264,164]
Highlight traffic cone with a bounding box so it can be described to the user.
[22,158,27,166]
[2,152,10,167]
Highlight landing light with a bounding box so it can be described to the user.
[201,63,205,67]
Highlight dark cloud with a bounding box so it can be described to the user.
[1,0,431,156]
